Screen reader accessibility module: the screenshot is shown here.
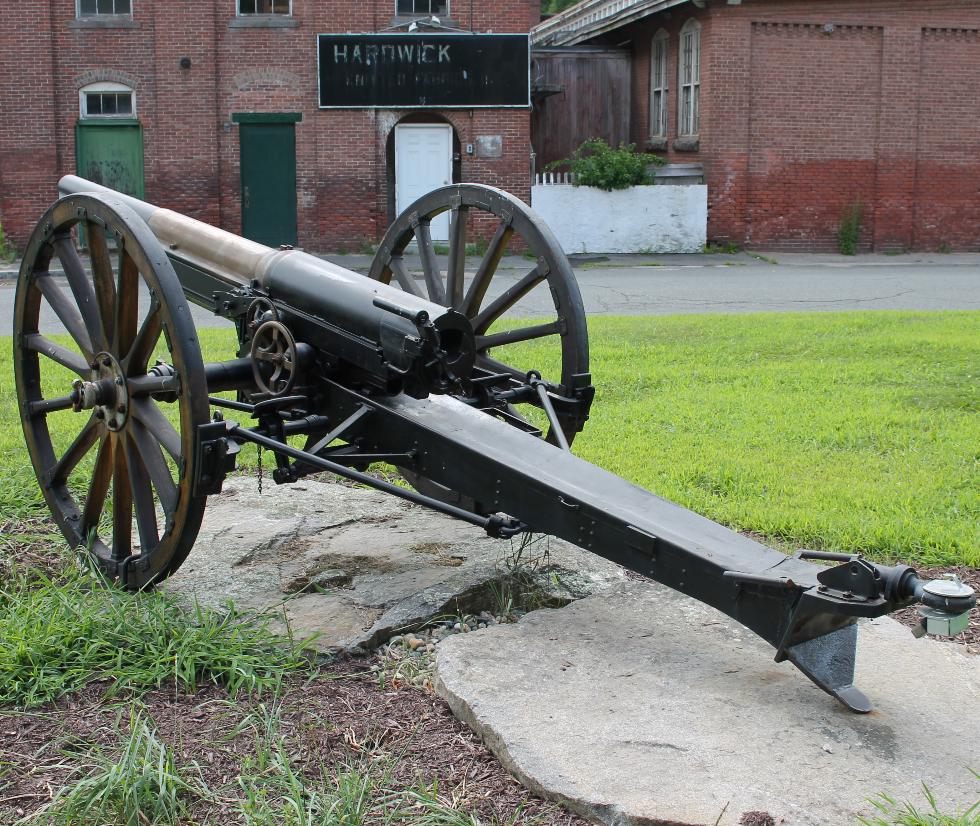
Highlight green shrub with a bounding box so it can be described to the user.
[552,138,662,191]
[837,202,864,255]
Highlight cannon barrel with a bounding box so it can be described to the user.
[57,175,474,396]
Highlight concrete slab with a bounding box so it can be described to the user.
[164,475,628,652]
[435,581,980,826]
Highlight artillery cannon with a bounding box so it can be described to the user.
[13,177,975,714]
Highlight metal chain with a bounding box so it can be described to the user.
[257,444,263,494]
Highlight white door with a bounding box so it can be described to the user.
[395,124,453,241]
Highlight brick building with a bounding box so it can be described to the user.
[0,1,537,251]
[533,0,980,252]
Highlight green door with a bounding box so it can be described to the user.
[239,122,298,247]
[75,121,145,197]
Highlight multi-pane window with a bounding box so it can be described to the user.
[396,0,448,15]
[80,83,135,118]
[678,19,701,136]
[78,0,131,15]
[650,30,669,138]
[239,0,290,14]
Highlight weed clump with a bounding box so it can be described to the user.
[837,201,864,255]
[35,711,204,826]
[0,221,16,264]
[858,775,980,826]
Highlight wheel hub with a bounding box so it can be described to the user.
[71,352,129,431]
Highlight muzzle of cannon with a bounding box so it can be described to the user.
[13,176,975,714]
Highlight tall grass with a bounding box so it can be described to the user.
[0,561,310,708]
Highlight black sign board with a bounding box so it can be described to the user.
[317,33,530,109]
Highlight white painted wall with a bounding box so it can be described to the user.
[530,184,707,254]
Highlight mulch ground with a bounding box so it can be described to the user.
[0,658,591,824]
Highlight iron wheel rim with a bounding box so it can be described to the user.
[13,193,209,589]
[369,183,590,446]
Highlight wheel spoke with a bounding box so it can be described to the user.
[445,206,469,309]
[28,395,78,416]
[462,220,513,317]
[53,234,106,352]
[416,220,446,305]
[115,247,140,356]
[111,433,133,560]
[23,333,90,376]
[86,220,116,348]
[130,398,181,460]
[389,257,425,298]
[472,266,544,334]
[124,433,160,552]
[124,298,162,375]
[35,273,94,355]
[477,320,561,351]
[81,435,113,537]
[130,418,178,516]
[50,417,100,485]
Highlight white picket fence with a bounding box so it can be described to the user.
[534,172,575,185]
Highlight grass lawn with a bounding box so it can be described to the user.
[5,309,975,566]
[569,311,979,567]
[0,309,977,825]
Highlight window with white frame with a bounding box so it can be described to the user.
[650,30,669,138]
[80,83,135,118]
[238,0,290,14]
[77,0,131,15]
[396,0,448,16]
[678,19,701,136]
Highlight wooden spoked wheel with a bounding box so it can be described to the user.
[13,193,209,589]
[369,184,590,446]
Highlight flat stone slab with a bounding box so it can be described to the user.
[164,476,628,652]
[436,581,980,825]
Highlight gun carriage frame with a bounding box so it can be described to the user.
[13,178,975,714]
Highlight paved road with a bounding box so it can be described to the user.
[564,251,980,316]
[2,251,977,335]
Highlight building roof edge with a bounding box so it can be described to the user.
[532,0,692,46]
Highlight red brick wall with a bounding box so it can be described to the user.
[580,0,980,251]
[914,27,980,250]
[0,0,537,250]
[710,0,980,251]
[745,22,883,251]
[0,3,59,250]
